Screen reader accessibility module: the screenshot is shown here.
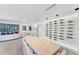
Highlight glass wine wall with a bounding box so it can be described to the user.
[48,21,53,39]
[0,23,19,35]
[45,19,74,41]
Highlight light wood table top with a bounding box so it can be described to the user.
[23,36,61,55]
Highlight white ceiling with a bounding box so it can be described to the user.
[39,4,79,22]
[0,4,79,24]
[0,4,51,24]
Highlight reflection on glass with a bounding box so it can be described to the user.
[0,23,19,35]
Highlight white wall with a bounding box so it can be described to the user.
[36,13,79,54]
[38,22,47,37]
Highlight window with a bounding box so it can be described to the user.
[29,26,32,31]
[22,26,26,31]
[0,23,19,35]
